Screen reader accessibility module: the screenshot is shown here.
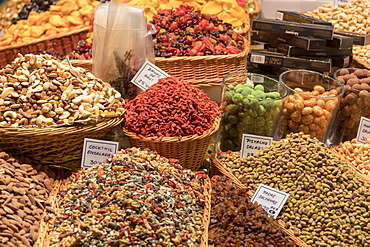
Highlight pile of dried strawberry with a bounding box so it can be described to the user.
[150,4,245,57]
[123,77,221,138]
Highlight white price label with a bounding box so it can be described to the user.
[250,54,266,64]
[276,11,284,20]
[251,184,289,219]
[356,116,370,144]
[81,138,119,168]
[240,134,273,158]
[131,60,170,91]
[333,0,352,8]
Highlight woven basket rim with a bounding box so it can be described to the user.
[352,55,370,70]
[40,172,211,246]
[0,26,90,52]
[123,116,220,143]
[0,116,123,134]
[155,39,249,62]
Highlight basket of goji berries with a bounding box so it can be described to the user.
[122,76,221,171]
[150,4,249,86]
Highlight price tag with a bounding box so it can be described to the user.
[251,184,289,219]
[250,54,266,64]
[240,134,273,158]
[333,0,352,8]
[81,138,119,168]
[356,116,370,144]
[131,60,170,91]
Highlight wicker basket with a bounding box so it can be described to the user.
[0,117,123,170]
[154,40,249,86]
[123,117,220,171]
[39,174,211,247]
[0,27,90,68]
[330,146,370,184]
[70,39,249,87]
[351,55,370,70]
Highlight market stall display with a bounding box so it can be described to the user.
[212,132,370,246]
[209,175,297,246]
[219,72,287,151]
[0,150,66,247]
[0,53,125,170]
[44,147,210,247]
[123,76,221,170]
[276,70,343,142]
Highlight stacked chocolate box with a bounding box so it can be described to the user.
[248,11,363,78]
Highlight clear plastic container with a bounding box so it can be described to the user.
[276,70,344,143]
[330,68,370,144]
[219,72,288,152]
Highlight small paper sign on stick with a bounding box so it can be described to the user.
[356,116,370,144]
[131,60,170,91]
[240,134,273,158]
[81,138,119,168]
[251,184,289,219]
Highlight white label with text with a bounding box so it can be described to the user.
[240,134,273,158]
[131,60,170,91]
[333,0,352,8]
[356,116,370,144]
[251,184,289,219]
[81,138,119,168]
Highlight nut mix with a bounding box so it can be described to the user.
[280,85,340,141]
[124,77,221,138]
[217,132,370,246]
[46,147,208,246]
[150,4,245,57]
[0,151,57,247]
[208,175,295,247]
[332,138,370,178]
[0,53,125,127]
[220,74,284,151]
[334,68,370,141]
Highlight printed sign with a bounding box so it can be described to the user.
[356,116,370,144]
[251,184,290,219]
[240,134,273,158]
[333,0,352,8]
[81,138,119,168]
[131,60,170,91]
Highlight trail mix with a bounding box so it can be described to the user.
[0,53,125,127]
[46,147,208,246]
[150,4,245,57]
[0,151,58,247]
[209,175,295,247]
[124,77,221,138]
[218,132,370,246]
[332,138,370,178]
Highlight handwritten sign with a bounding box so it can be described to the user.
[240,134,273,158]
[81,138,119,168]
[131,60,170,91]
[356,116,370,144]
[333,0,352,8]
[251,184,289,219]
